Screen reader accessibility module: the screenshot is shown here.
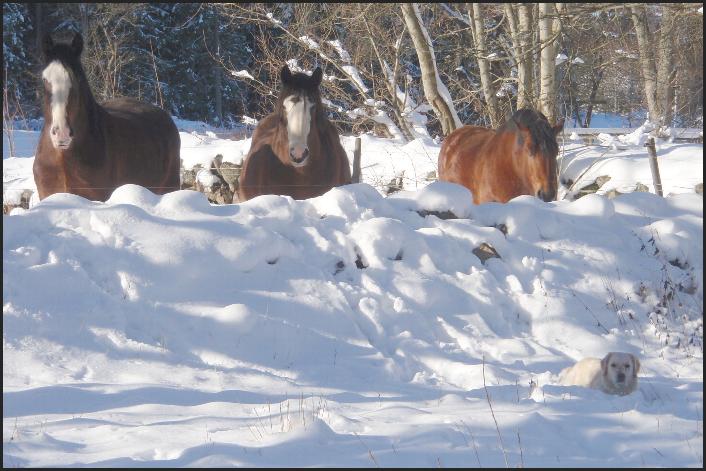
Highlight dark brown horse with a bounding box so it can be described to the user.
[237,65,351,201]
[438,109,563,204]
[33,32,180,201]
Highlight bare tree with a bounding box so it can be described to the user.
[630,5,659,127]
[216,3,426,140]
[539,3,562,123]
[467,3,504,127]
[518,4,536,110]
[401,3,462,135]
[654,4,676,128]
[630,4,679,131]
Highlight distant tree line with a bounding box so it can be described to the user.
[3,3,703,139]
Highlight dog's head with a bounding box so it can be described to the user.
[601,352,640,395]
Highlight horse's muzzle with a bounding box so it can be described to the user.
[290,147,309,166]
[537,188,556,202]
[51,125,73,150]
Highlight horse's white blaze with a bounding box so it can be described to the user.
[283,95,314,164]
[42,60,72,148]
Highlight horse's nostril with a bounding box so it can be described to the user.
[290,148,309,162]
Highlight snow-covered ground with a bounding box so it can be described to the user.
[3,119,704,467]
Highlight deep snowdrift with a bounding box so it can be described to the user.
[3,180,703,467]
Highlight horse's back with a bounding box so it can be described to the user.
[102,97,180,193]
[321,119,352,185]
[102,97,178,138]
[438,125,492,182]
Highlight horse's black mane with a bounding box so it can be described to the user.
[502,108,558,157]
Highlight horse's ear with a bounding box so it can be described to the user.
[280,65,292,85]
[312,67,323,87]
[553,118,565,136]
[41,33,54,59]
[71,32,84,57]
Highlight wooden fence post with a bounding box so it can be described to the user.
[352,137,361,183]
[645,137,663,197]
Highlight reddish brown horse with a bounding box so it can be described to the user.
[238,65,351,201]
[33,32,180,201]
[438,109,563,204]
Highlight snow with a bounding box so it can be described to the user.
[178,131,251,170]
[241,115,258,126]
[342,65,369,94]
[559,142,703,198]
[3,119,704,467]
[265,12,281,25]
[2,130,40,158]
[231,70,254,81]
[299,35,320,51]
[326,40,351,63]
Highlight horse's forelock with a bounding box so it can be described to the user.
[277,81,322,115]
[510,109,558,158]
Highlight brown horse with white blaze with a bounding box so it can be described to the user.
[237,65,351,201]
[33,32,180,201]
[438,109,564,204]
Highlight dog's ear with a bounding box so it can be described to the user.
[632,355,640,376]
[601,353,611,376]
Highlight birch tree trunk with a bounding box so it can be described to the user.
[517,4,535,110]
[630,5,659,126]
[655,4,676,127]
[401,2,462,136]
[467,3,503,127]
[539,2,561,123]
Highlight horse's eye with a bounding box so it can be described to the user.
[289,96,300,103]
[610,363,616,368]
[625,364,630,368]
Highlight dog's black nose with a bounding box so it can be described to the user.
[617,373,626,383]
